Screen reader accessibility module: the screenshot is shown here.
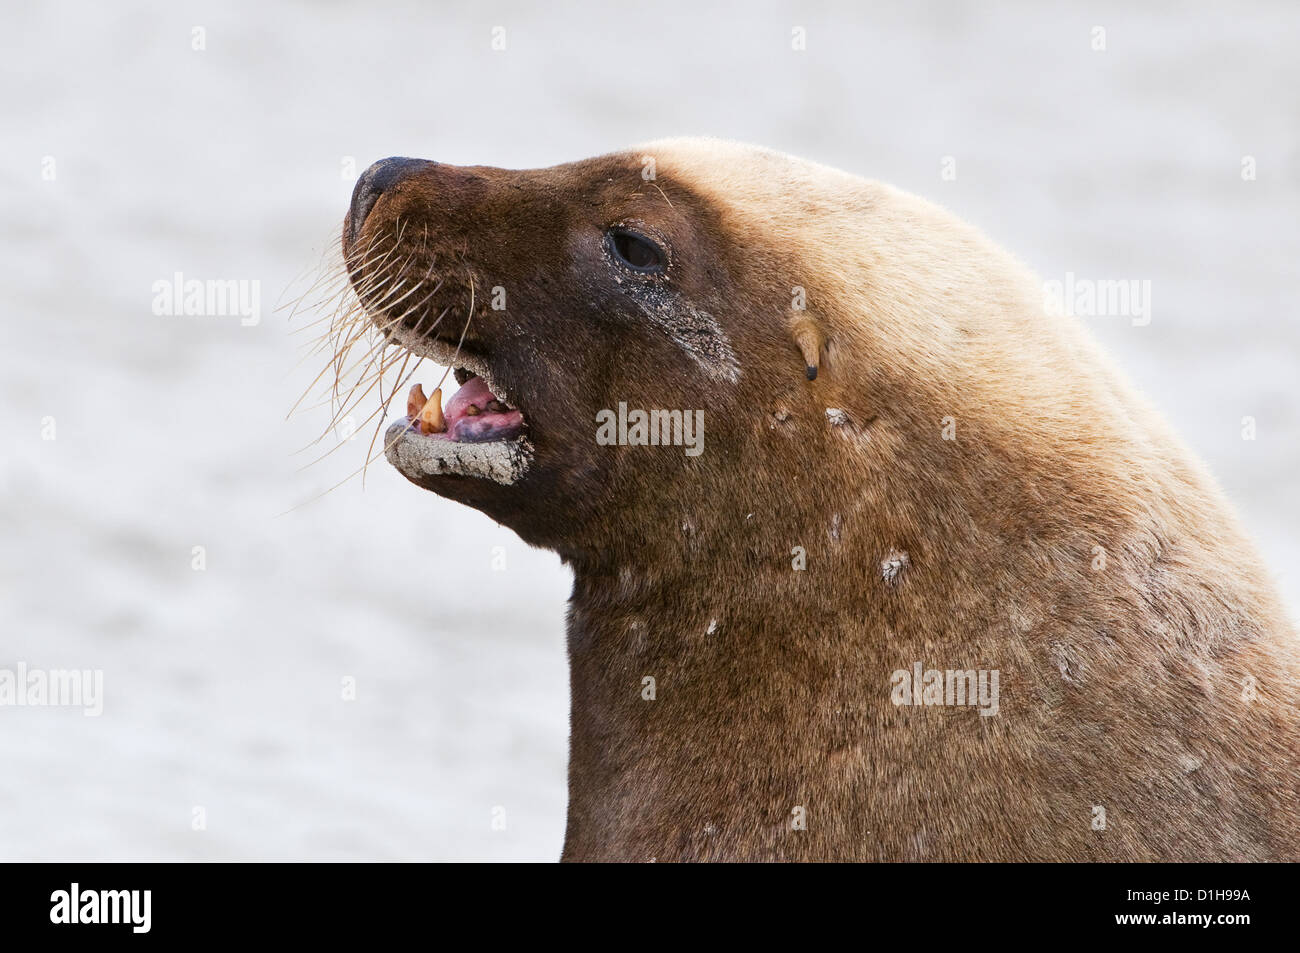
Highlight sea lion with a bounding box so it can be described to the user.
[336,139,1300,862]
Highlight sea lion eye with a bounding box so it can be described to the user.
[606,228,666,273]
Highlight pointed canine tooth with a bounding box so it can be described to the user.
[419,388,446,434]
[407,384,427,419]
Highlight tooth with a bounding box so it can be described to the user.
[464,403,481,416]
[407,383,427,419]
[419,388,446,433]
[486,399,508,413]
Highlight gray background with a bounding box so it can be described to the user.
[2,0,1296,860]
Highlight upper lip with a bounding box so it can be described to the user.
[379,324,525,435]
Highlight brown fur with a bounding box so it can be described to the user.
[342,139,1300,861]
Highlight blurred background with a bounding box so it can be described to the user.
[1,0,1296,861]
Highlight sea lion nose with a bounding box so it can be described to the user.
[347,156,431,246]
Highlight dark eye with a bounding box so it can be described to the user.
[606,228,666,273]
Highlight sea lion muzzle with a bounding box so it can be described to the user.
[345,156,432,248]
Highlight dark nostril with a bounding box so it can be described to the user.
[347,157,431,246]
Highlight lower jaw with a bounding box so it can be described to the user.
[383,420,532,486]
[371,325,532,484]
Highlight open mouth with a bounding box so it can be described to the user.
[380,335,533,486]
[406,370,524,443]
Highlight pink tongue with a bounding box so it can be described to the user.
[442,375,524,443]
[445,375,497,419]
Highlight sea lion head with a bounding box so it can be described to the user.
[340,139,1050,568]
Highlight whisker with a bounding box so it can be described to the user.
[286,218,497,508]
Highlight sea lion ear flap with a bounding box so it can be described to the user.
[789,314,827,381]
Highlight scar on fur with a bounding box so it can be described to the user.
[881,550,910,585]
[790,314,826,380]
[634,293,740,382]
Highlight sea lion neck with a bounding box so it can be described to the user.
[561,537,907,863]
[559,507,905,863]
